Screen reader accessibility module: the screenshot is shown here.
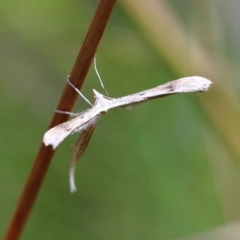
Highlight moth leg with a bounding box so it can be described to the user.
[94,55,110,97]
[67,76,93,106]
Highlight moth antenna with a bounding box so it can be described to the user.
[94,55,110,97]
[55,109,78,116]
[67,76,93,106]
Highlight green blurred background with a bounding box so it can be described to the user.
[1,0,240,239]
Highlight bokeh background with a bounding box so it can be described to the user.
[1,0,240,239]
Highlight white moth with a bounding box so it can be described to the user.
[43,76,212,193]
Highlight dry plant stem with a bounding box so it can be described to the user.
[120,0,240,161]
[4,1,117,240]
[120,0,240,218]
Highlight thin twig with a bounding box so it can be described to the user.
[4,1,117,239]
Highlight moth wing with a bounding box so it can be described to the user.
[69,114,103,193]
[43,115,90,150]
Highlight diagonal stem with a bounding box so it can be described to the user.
[4,1,117,239]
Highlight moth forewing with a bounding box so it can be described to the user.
[106,76,212,109]
[43,117,87,149]
[43,76,211,150]
[160,76,212,93]
[43,96,104,149]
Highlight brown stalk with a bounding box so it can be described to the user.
[4,1,117,239]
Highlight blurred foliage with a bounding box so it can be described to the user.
[1,0,240,239]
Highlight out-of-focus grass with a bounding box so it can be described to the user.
[1,0,240,239]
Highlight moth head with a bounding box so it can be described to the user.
[92,89,111,111]
[92,89,103,100]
